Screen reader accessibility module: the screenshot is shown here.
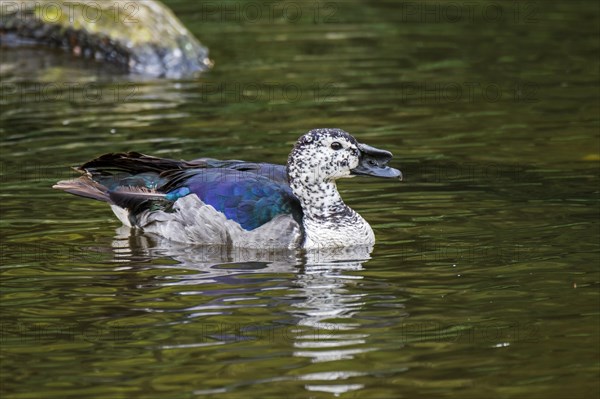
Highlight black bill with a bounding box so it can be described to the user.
[351,143,402,180]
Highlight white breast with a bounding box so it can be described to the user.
[302,214,375,249]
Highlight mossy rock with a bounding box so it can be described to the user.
[0,0,212,78]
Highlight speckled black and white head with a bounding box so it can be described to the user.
[287,128,362,182]
[287,128,401,185]
[286,128,401,248]
[286,128,400,217]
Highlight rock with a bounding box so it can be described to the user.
[0,0,212,78]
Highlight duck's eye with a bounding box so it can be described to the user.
[330,142,343,150]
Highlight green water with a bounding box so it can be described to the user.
[1,1,599,398]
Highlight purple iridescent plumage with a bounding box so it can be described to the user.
[55,152,302,231]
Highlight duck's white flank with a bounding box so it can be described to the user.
[111,195,303,249]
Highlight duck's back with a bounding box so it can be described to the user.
[54,152,304,248]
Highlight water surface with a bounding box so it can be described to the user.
[1,1,598,398]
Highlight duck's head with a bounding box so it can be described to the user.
[287,128,402,184]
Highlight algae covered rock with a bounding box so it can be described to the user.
[0,0,212,78]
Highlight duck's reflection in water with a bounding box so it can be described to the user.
[291,253,372,367]
[110,227,374,395]
[111,226,301,279]
[111,226,370,280]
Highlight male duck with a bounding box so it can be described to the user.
[54,129,402,249]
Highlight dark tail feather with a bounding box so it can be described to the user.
[53,176,111,203]
[108,187,172,225]
[108,187,170,213]
[80,152,194,176]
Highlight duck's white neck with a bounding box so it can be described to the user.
[293,180,349,219]
[288,173,375,249]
